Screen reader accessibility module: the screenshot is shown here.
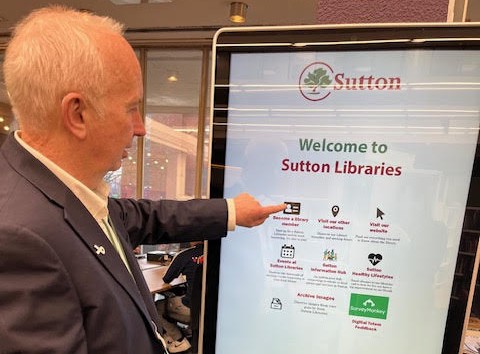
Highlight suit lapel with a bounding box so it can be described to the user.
[63,195,152,321]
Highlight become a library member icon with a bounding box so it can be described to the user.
[284,202,301,215]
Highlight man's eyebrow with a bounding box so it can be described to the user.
[127,99,142,107]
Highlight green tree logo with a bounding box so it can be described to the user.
[298,62,334,101]
[303,67,332,94]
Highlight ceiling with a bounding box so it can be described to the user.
[0,0,319,35]
[0,0,478,35]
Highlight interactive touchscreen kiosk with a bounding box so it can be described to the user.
[204,24,480,354]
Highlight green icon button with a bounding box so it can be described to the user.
[349,293,389,320]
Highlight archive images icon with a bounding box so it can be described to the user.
[271,298,282,310]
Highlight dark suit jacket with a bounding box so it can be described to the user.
[0,134,228,354]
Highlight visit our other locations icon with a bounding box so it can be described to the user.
[331,205,340,217]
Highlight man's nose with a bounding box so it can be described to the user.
[134,114,146,137]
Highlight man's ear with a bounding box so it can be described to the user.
[61,92,88,139]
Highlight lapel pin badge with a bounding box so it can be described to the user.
[94,244,106,255]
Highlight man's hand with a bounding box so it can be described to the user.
[234,193,286,228]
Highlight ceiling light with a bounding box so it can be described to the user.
[229,2,248,23]
[167,72,178,82]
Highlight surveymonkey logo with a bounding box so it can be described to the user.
[298,62,401,102]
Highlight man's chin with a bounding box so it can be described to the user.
[108,162,123,173]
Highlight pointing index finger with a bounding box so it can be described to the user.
[262,203,287,217]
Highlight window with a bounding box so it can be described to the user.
[143,49,207,201]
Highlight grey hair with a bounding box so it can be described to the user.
[3,5,125,133]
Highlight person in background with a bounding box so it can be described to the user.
[0,6,285,354]
[164,241,204,322]
[156,241,204,353]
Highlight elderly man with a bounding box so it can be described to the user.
[0,6,285,354]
